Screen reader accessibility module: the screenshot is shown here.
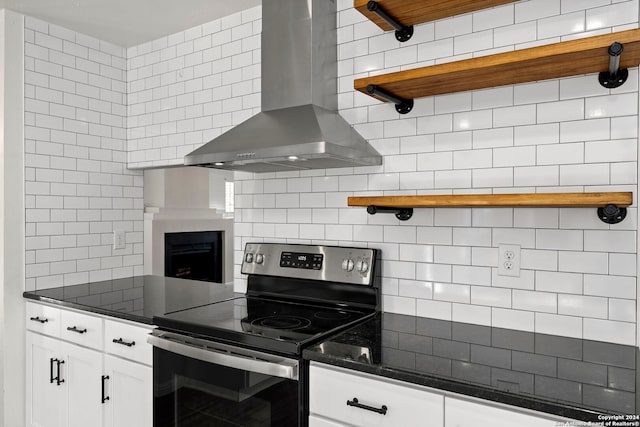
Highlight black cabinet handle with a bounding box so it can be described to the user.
[101,375,110,403]
[346,398,388,415]
[49,358,55,383]
[30,316,48,324]
[112,337,135,347]
[55,359,64,386]
[66,326,87,334]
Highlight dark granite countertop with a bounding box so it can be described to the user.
[23,275,239,324]
[303,312,639,422]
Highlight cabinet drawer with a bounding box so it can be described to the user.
[309,363,444,427]
[60,309,104,350]
[309,415,347,427]
[445,397,561,427]
[104,319,154,365]
[26,302,61,337]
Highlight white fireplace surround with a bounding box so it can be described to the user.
[143,167,234,283]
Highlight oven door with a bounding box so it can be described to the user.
[148,331,301,427]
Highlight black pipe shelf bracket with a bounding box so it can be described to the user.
[598,204,627,224]
[367,205,413,221]
[599,42,628,88]
[367,1,414,42]
[367,84,414,114]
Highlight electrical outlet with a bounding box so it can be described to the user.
[113,230,126,250]
[497,244,520,277]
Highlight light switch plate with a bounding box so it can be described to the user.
[113,230,126,250]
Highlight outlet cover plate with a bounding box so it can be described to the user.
[498,244,520,277]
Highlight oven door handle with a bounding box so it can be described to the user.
[147,333,299,381]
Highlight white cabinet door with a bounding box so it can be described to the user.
[445,397,560,427]
[62,341,104,427]
[309,415,348,427]
[103,354,153,427]
[26,333,65,427]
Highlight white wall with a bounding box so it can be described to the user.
[1,9,25,427]
[23,17,144,290]
[126,7,261,169]
[38,1,640,347]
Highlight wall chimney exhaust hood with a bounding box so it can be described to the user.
[183,0,383,172]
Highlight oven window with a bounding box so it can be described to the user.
[154,348,299,427]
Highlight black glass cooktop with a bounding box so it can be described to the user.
[153,296,374,355]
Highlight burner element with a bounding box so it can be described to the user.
[251,315,311,330]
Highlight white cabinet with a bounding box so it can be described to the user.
[26,333,65,427]
[103,355,152,427]
[309,362,570,427]
[63,341,104,427]
[309,362,444,427]
[445,397,560,427]
[26,302,153,427]
[26,332,103,427]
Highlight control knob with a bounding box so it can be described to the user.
[341,259,354,272]
[356,259,369,274]
[255,253,264,264]
[244,253,254,263]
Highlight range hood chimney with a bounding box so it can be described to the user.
[183,0,382,172]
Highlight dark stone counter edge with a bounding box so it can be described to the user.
[23,292,154,325]
[302,350,603,423]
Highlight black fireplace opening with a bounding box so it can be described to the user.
[165,231,223,283]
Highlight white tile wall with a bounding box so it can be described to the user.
[25,17,143,290]
[124,2,638,345]
[126,7,261,169]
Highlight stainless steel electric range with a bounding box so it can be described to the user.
[148,243,380,427]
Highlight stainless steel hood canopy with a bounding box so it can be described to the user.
[184,0,382,172]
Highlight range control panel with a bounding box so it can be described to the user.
[280,252,324,270]
[241,243,376,286]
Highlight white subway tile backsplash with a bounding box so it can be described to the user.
[416,299,452,321]
[559,251,609,274]
[609,299,635,323]
[434,246,471,265]
[584,230,636,253]
[492,308,535,332]
[398,280,433,299]
[609,253,636,277]
[559,163,609,185]
[583,318,635,346]
[91,5,640,344]
[433,282,471,303]
[399,244,434,263]
[493,105,536,127]
[586,93,638,119]
[558,294,607,319]
[513,289,557,313]
[535,313,582,339]
[452,265,492,286]
[492,269,535,290]
[452,303,491,326]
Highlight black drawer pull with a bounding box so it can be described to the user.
[66,326,87,334]
[112,337,135,347]
[346,398,388,415]
[30,316,48,324]
[49,358,56,383]
[55,359,64,386]
[101,375,110,403]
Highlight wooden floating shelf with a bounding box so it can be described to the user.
[349,192,633,224]
[355,29,640,103]
[354,0,517,32]
[348,192,633,208]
